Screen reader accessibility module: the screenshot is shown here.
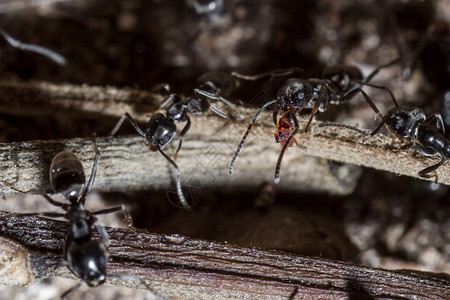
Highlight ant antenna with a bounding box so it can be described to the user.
[0,27,67,66]
[229,98,278,174]
[319,122,372,137]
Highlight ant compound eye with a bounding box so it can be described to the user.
[50,151,86,199]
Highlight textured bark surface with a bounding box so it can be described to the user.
[0,213,448,300]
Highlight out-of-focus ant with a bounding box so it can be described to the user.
[320,100,450,178]
[229,59,400,183]
[0,27,66,65]
[3,138,166,299]
[111,71,236,209]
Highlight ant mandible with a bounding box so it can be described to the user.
[110,72,236,209]
[320,102,450,178]
[229,58,400,183]
[5,138,166,299]
[0,27,66,66]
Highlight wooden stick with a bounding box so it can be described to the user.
[0,80,448,200]
[0,213,448,299]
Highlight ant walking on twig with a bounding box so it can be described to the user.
[229,59,400,183]
[320,102,450,178]
[3,137,167,299]
[111,71,236,209]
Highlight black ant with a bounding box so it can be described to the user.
[3,138,166,299]
[229,59,400,183]
[111,72,236,209]
[320,102,450,178]
[0,27,66,66]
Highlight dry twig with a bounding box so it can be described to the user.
[0,213,448,299]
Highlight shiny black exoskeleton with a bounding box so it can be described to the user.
[321,104,450,178]
[13,141,164,299]
[229,59,400,183]
[110,72,236,209]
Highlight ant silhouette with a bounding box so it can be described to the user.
[229,58,400,183]
[111,72,236,209]
[3,138,166,299]
[320,102,450,178]
[0,27,66,66]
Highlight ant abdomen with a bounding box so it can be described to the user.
[50,151,86,200]
[66,239,108,287]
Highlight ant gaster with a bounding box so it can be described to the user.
[229,59,400,183]
[110,72,235,209]
[320,102,450,178]
[9,139,166,299]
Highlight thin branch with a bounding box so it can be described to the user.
[0,213,448,299]
[0,80,449,199]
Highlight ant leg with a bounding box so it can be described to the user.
[354,80,399,108]
[157,147,190,210]
[0,28,67,66]
[110,112,146,137]
[209,104,229,118]
[194,89,237,108]
[81,134,101,199]
[154,93,178,112]
[108,274,169,300]
[231,68,307,81]
[418,158,447,178]
[229,99,278,174]
[363,57,402,83]
[342,88,384,118]
[92,206,124,216]
[304,86,327,132]
[61,280,85,300]
[174,116,191,161]
[42,194,66,208]
[318,122,371,137]
[422,113,445,135]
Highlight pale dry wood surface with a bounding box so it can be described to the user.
[0,80,448,200]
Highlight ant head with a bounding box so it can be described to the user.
[323,65,363,91]
[277,78,314,108]
[185,96,210,114]
[145,113,177,150]
[384,106,426,139]
[167,102,188,122]
[49,151,86,201]
[67,240,108,287]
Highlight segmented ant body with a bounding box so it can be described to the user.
[229,59,400,183]
[0,27,66,65]
[320,103,450,178]
[111,71,235,209]
[9,142,165,299]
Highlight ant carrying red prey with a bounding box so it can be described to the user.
[229,58,400,183]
